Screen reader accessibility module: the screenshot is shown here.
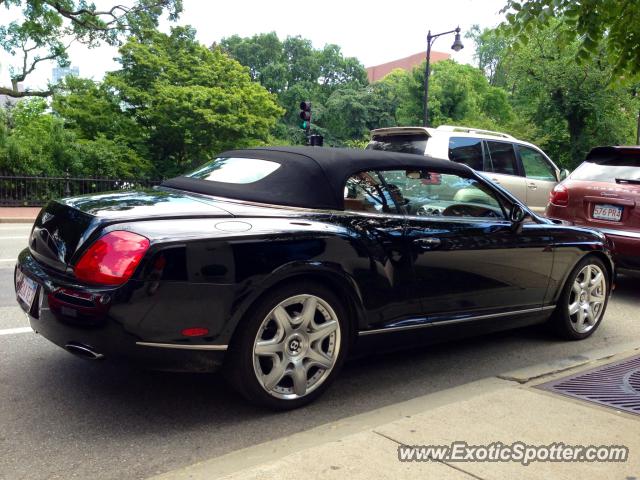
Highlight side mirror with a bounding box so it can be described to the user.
[559,169,570,181]
[510,204,527,232]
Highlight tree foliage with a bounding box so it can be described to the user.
[0,0,182,97]
[475,21,639,167]
[501,0,640,80]
[221,32,368,144]
[106,27,283,176]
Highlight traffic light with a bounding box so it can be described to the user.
[299,101,311,130]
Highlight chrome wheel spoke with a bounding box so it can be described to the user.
[255,338,284,356]
[568,301,580,315]
[309,319,338,343]
[263,357,287,390]
[572,282,581,297]
[273,306,294,336]
[589,272,603,292]
[290,362,308,396]
[298,296,318,330]
[305,346,333,370]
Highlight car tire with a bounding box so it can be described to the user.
[226,281,349,410]
[550,255,610,340]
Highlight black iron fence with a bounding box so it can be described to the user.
[0,172,162,206]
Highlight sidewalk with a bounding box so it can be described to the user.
[0,207,40,223]
[153,344,640,480]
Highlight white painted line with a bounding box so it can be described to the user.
[0,327,32,336]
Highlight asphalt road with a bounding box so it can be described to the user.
[1,223,639,480]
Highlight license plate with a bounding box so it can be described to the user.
[16,269,38,310]
[593,204,623,221]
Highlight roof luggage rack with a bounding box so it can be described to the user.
[436,125,515,140]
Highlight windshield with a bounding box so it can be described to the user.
[571,158,640,183]
[186,157,281,184]
[366,134,429,155]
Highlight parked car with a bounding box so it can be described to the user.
[546,146,640,271]
[367,125,568,214]
[16,147,612,409]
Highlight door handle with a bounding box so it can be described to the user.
[527,182,537,190]
[414,237,442,250]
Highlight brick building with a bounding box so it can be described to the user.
[366,50,450,83]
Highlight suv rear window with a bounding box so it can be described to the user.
[367,134,428,155]
[572,152,640,184]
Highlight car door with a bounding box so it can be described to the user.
[483,140,528,204]
[517,145,559,214]
[377,168,554,321]
[341,170,421,324]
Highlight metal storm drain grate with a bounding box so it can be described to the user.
[537,354,640,416]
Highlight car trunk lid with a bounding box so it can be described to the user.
[29,188,233,271]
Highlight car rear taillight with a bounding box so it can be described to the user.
[550,184,569,206]
[74,231,150,286]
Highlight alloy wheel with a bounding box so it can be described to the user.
[567,264,606,334]
[252,294,341,400]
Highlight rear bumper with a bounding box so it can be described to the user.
[15,249,226,372]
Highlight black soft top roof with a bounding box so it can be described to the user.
[162,146,470,210]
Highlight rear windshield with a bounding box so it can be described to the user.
[367,134,428,155]
[572,155,640,183]
[187,157,281,184]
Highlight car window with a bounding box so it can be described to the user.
[344,171,402,214]
[187,157,280,184]
[571,152,640,183]
[375,169,506,220]
[366,134,429,155]
[520,147,556,181]
[485,141,518,176]
[448,137,485,171]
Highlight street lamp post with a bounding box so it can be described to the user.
[424,26,464,127]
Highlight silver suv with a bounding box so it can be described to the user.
[367,125,567,214]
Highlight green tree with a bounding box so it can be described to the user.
[0,98,72,174]
[0,0,182,98]
[106,27,283,176]
[501,22,638,166]
[221,32,368,142]
[501,0,640,79]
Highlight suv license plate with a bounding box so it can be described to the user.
[16,269,38,310]
[593,204,623,222]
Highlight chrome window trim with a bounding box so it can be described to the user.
[358,305,556,336]
[136,342,228,351]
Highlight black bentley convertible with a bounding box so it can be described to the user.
[15,147,613,409]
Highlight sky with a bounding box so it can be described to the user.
[0,0,507,91]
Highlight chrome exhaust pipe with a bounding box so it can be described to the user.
[65,342,104,360]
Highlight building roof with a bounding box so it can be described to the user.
[366,51,450,83]
[163,146,469,210]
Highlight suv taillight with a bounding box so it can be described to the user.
[550,184,569,206]
[74,231,150,286]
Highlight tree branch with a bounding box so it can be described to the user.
[0,86,52,98]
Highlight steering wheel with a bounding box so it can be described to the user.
[442,204,500,218]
